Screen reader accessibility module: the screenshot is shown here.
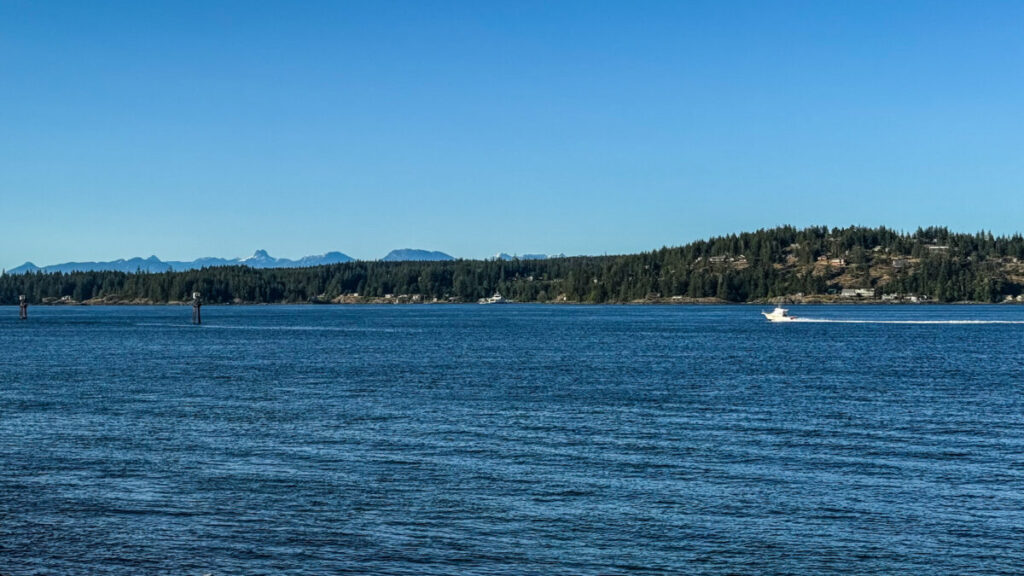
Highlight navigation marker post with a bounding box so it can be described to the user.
[18,295,27,320]
[191,292,202,325]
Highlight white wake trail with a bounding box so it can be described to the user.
[788,318,1024,325]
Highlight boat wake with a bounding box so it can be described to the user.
[786,318,1024,325]
[762,305,1024,324]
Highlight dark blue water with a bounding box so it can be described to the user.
[2,305,1024,574]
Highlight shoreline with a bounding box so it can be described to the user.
[14,298,1024,307]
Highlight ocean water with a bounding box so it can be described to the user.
[2,304,1023,575]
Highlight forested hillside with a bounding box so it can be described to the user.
[5,226,1024,304]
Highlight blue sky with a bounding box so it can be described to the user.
[2,1,1023,270]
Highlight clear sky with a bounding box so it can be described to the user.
[2,1,1023,270]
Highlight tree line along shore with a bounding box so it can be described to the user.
[5,226,1024,306]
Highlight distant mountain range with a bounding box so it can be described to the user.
[7,250,357,275]
[493,252,565,261]
[5,248,564,275]
[381,249,454,262]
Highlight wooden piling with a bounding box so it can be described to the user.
[18,295,27,320]
[191,292,202,325]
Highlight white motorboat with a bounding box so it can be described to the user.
[761,306,798,322]
[479,292,507,304]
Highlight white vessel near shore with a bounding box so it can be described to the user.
[479,292,507,304]
[762,306,798,322]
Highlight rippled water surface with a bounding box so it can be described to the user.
[2,304,1024,575]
